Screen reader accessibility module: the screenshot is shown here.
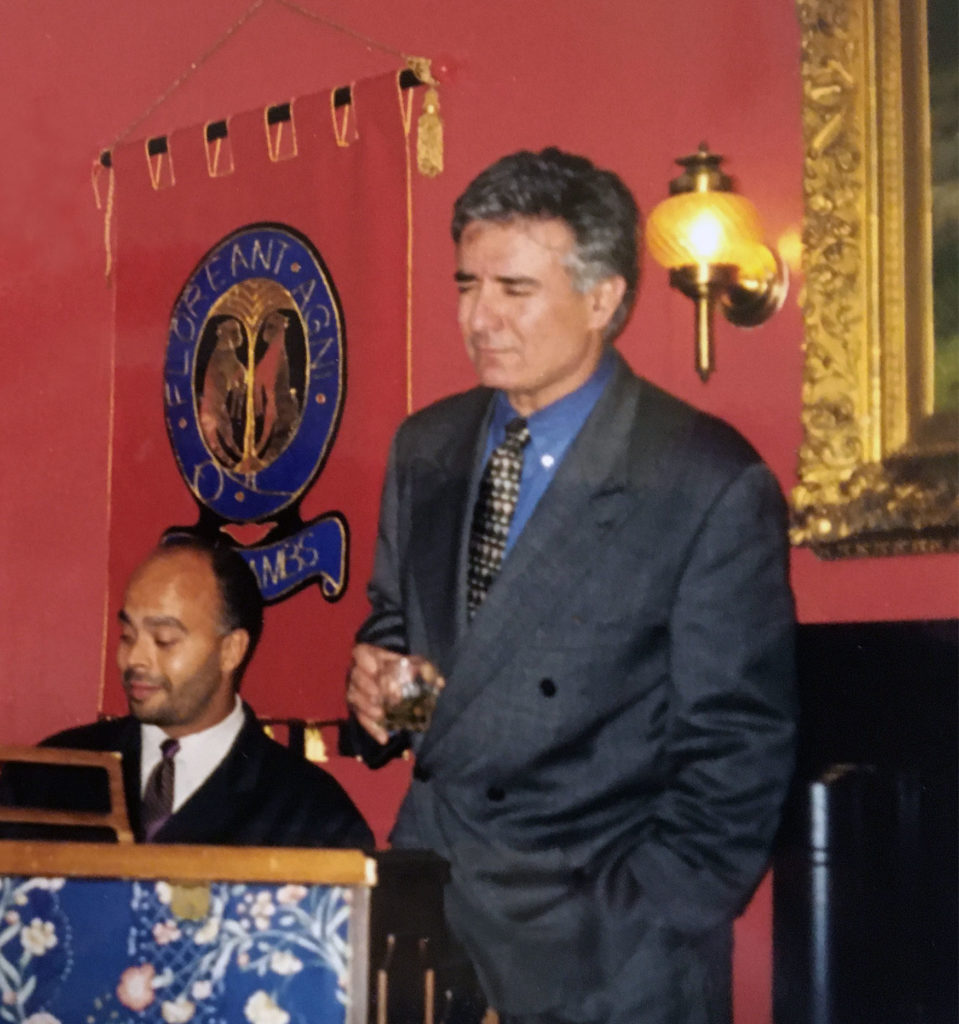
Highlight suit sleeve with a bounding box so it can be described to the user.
[346,432,414,767]
[356,433,410,652]
[599,461,796,935]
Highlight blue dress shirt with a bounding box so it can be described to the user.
[482,349,615,554]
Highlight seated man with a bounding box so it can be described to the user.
[1,537,372,848]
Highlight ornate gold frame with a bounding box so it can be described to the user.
[791,0,958,557]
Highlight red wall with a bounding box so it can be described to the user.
[1,2,955,1021]
[4,0,955,738]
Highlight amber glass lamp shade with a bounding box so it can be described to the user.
[646,191,765,270]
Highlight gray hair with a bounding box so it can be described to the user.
[451,147,641,341]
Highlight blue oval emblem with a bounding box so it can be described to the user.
[164,223,344,522]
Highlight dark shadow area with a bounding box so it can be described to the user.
[774,619,958,1024]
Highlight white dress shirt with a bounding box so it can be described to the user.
[139,695,245,812]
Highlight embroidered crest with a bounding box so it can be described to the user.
[163,223,347,602]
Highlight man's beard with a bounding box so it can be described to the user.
[122,668,176,725]
[121,656,226,731]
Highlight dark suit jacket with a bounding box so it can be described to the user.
[356,353,796,1022]
[2,703,372,849]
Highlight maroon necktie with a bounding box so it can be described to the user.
[141,738,179,841]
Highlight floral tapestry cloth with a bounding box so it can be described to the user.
[0,875,355,1024]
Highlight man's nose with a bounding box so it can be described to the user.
[463,286,502,333]
[121,634,154,671]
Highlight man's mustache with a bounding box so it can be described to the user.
[123,669,169,690]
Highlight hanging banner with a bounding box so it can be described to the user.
[164,221,347,603]
[104,71,414,721]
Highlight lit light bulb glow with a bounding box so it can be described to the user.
[686,212,723,262]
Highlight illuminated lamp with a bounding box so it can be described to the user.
[646,143,788,381]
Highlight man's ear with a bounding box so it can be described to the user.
[587,275,627,333]
[219,629,250,678]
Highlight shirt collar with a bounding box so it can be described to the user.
[140,695,246,808]
[140,694,244,764]
[490,347,616,450]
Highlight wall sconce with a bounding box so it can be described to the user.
[646,143,788,381]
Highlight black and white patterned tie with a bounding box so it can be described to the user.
[141,738,179,841]
[467,417,531,619]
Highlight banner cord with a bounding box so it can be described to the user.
[398,78,416,414]
[275,0,409,59]
[107,0,418,154]
[107,0,268,152]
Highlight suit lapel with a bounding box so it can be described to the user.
[154,708,262,844]
[418,356,690,763]
[407,390,492,666]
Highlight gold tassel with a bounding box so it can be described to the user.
[304,725,328,763]
[417,85,443,177]
[406,56,443,177]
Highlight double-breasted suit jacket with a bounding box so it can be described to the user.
[357,353,795,1022]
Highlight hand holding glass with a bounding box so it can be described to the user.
[380,655,444,732]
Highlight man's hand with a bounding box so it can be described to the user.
[346,644,404,745]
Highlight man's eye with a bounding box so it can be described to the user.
[119,633,134,645]
[154,636,179,649]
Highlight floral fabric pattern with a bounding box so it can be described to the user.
[0,875,357,1024]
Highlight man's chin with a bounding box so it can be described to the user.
[475,368,523,397]
[125,690,172,726]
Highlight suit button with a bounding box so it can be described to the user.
[486,786,505,802]
[413,762,431,782]
[539,679,556,697]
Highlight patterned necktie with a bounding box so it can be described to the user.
[141,738,180,841]
[467,417,531,619]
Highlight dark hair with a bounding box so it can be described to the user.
[451,147,641,341]
[158,535,264,685]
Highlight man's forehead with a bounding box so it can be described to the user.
[123,549,220,617]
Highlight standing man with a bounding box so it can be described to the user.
[347,148,795,1023]
[4,538,372,849]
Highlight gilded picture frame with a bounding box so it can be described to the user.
[791,0,958,557]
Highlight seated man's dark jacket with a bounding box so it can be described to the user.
[1,703,373,849]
